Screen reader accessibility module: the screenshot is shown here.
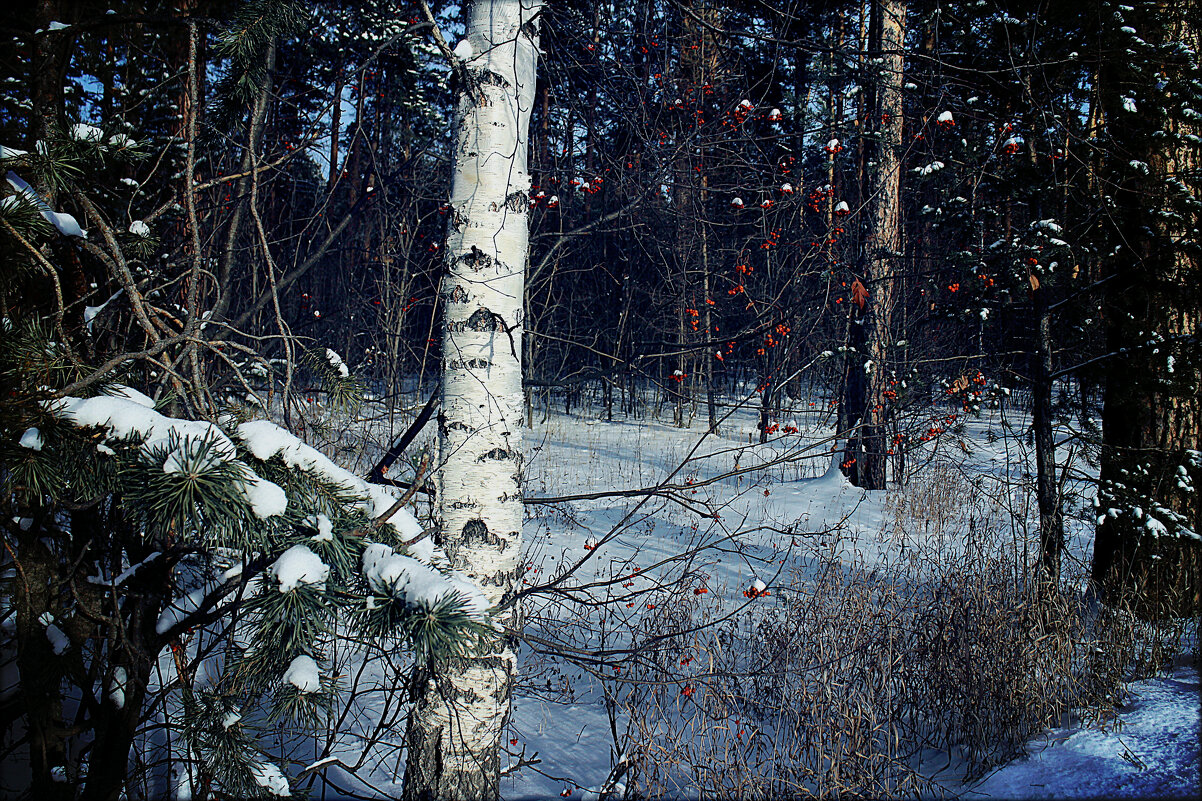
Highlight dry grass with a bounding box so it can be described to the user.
[604,463,1198,799]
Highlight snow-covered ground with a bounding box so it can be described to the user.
[969,659,1199,800]
[478,395,1199,800]
[253,390,1199,799]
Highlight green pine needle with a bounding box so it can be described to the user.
[303,346,366,413]
[124,431,259,545]
[359,592,493,663]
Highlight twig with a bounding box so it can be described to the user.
[0,216,72,352]
[372,452,431,533]
[53,334,194,398]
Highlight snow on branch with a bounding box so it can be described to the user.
[236,419,423,538]
[47,391,288,520]
[5,170,87,237]
[362,542,490,621]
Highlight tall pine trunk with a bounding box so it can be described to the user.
[1092,0,1201,619]
[844,0,905,490]
[402,2,541,799]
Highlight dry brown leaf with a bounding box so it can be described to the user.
[851,279,869,309]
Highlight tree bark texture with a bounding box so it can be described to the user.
[29,0,73,202]
[1092,0,1201,618]
[1032,286,1065,583]
[403,2,541,799]
[845,0,906,490]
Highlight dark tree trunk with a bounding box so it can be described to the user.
[29,0,74,202]
[78,589,162,801]
[843,0,906,490]
[1092,0,1201,619]
[12,530,72,801]
[702,236,718,433]
[1031,284,1064,582]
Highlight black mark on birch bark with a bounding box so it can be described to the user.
[476,70,511,89]
[504,191,528,213]
[458,246,492,271]
[478,447,514,462]
[462,518,504,546]
[446,357,491,370]
[444,285,470,304]
[466,307,500,331]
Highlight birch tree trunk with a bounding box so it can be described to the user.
[402,2,541,799]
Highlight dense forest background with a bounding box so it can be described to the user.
[5,0,1195,589]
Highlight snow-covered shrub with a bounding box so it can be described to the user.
[0,340,490,797]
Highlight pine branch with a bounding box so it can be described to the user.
[0,216,72,357]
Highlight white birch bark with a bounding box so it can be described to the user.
[403,2,541,799]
